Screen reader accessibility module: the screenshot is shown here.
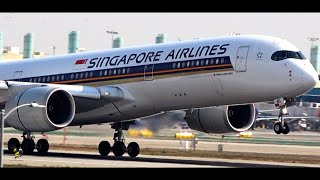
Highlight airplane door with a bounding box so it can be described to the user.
[235,46,250,72]
[12,71,23,81]
[144,62,154,81]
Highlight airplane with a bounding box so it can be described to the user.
[0,35,317,158]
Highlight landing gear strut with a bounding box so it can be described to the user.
[112,125,126,157]
[98,121,140,157]
[21,132,35,155]
[273,98,295,135]
[7,131,49,155]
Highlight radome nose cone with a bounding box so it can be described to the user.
[306,70,318,89]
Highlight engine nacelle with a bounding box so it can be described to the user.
[185,104,256,134]
[5,86,75,132]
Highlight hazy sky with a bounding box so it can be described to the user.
[1,13,320,59]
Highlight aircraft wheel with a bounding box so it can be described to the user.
[112,141,126,157]
[282,122,290,135]
[37,139,49,155]
[21,139,35,155]
[8,138,20,154]
[127,142,140,157]
[274,122,283,134]
[98,141,111,156]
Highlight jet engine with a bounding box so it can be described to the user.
[5,86,75,132]
[185,104,256,134]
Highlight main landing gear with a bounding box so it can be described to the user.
[273,98,296,135]
[98,122,140,157]
[7,131,49,155]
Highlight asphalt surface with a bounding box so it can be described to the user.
[3,128,320,168]
[3,150,320,168]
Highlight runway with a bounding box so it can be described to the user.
[3,129,320,168]
[3,150,320,168]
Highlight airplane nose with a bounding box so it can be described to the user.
[304,64,318,89]
[308,71,318,87]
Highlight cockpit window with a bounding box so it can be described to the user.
[271,51,306,61]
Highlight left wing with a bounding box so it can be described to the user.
[2,80,136,131]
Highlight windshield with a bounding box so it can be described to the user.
[271,50,306,61]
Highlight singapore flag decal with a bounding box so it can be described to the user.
[73,59,88,70]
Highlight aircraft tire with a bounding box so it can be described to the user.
[37,139,49,155]
[8,138,20,154]
[98,141,111,156]
[282,122,290,134]
[127,142,140,157]
[274,122,283,134]
[112,141,126,157]
[21,139,35,155]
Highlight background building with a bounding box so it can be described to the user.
[310,45,320,75]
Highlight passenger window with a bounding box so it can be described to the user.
[61,75,64,81]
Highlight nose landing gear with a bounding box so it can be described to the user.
[273,98,295,135]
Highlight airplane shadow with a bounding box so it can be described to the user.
[4,150,303,168]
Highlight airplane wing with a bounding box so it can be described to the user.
[2,80,137,130]
[0,81,134,102]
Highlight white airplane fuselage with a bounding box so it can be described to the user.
[0,35,317,126]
